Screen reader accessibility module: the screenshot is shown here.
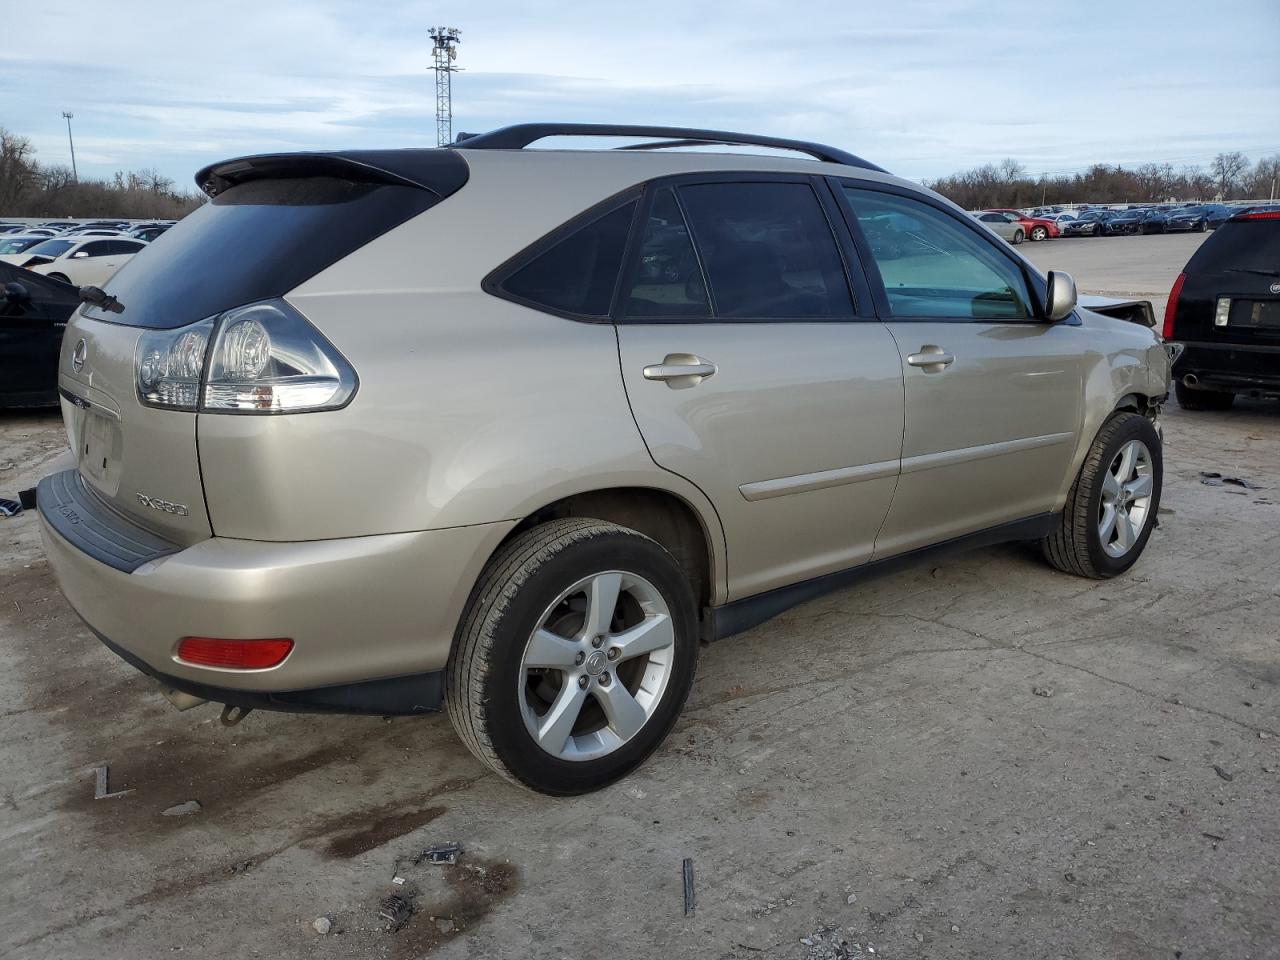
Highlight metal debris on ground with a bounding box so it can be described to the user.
[391,841,464,883]
[92,765,135,800]
[682,857,695,916]
[422,841,464,864]
[1199,471,1260,490]
[1032,685,1054,698]
[161,800,202,817]
[379,893,414,932]
[797,924,868,960]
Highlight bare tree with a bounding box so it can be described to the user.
[1248,155,1280,200]
[1210,151,1249,199]
[0,128,39,212]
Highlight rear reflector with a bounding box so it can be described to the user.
[1162,272,1186,340]
[177,636,293,669]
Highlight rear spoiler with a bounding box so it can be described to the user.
[1077,294,1156,328]
[195,149,469,199]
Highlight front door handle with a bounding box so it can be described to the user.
[906,345,955,371]
[643,353,717,388]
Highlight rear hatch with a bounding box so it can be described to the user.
[1172,214,1280,345]
[57,149,468,546]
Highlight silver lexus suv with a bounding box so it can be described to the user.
[38,124,1170,795]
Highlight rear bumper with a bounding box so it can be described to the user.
[38,469,516,713]
[1172,340,1280,396]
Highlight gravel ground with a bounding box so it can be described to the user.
[2,231,1277,960]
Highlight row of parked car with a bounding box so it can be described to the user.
[0,218,174,287]
[972,202,1279,244]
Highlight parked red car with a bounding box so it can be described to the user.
[985,208,1059,240]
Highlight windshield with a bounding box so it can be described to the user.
[0,237,41,254]
[25,238,75,257]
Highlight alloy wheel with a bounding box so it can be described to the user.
[518,570,676,761]
[1098,439,1154,558]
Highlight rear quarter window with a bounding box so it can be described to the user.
[498,201,638,318]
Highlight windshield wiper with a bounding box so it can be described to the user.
[1224,267,1280,279]
[78,285,125,313]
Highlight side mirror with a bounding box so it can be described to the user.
[2,281,30,304]
[1045,270,1077,322]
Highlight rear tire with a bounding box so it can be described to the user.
[1012,229,1024,245]
[1041,412,1162,579]
[447,518,699,795]
[1030,226,1047,241]
[1175,380,1234,411]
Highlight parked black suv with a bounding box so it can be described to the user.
[1166,210,1280,409]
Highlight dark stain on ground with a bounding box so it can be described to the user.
[317,802,447,859]
[389,857,520,958]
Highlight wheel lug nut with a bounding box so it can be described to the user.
[607,647,620,661]
[574,652,585,665]
[578,675,589,689]
[591,635,605,648]
[600,672,611,686]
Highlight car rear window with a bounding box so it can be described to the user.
[88,176,442,329]
[1187,219,1280,275]
[500,201,637,318]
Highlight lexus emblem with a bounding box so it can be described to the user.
[71,338,87,373]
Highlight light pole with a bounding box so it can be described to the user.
[62,111,78,181]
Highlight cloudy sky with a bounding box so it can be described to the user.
[4,0,1277,190]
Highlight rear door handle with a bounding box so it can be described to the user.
[906,346,955,370]
[643,353,717,388]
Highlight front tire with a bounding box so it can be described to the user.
[1012,229,1024,245]
[448,518,699,795]
[47,272,71,284]
[1030,226,1047,241]
[1175,380,1234,411]
[1042,412,1162,579]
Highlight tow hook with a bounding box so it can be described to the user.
[220,704,253,727]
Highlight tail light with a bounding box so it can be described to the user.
[136,299,357,413]
[177,636,294,669]
[1162,272,1185,340]
[1234,210,1280,221]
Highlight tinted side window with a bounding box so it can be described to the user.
[112,240,146,254]
[501,201,637,318]
[622,188,709,319]
[80,241,112,257]
[678,182,853,319]
[842,188,1032,320]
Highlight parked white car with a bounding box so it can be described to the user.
[0,236,147,287]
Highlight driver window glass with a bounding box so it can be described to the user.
[842,187,1032,320]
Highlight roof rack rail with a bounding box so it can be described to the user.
[451,123,887,173]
